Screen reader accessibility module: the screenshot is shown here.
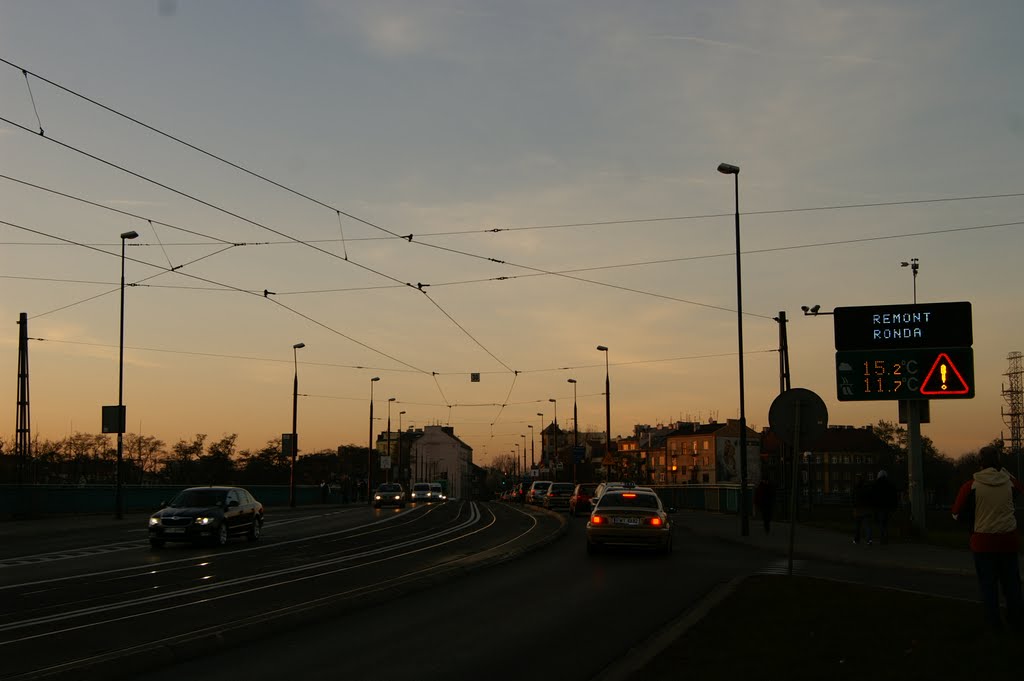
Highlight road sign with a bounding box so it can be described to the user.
[768,388,829,448]
[833,302,972,351]
[835,347,975,401]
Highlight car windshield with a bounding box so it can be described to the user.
[534,482,551,490]
[550,483,574,493]
[169,489,227,507]
[597,492,660,509]
[379,484,402,492]
[577,485,597,495]
[413,484,430,491]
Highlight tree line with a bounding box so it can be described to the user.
[0,433,374,488]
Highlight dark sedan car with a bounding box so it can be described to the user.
[148,486,264,548]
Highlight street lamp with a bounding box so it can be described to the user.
[597,345,612,460]
[567,379,578,449]
[718,161,749,536]
[549,398,558,479]
[115,229,139,519]
[387,397,396,483]
[289,342,305,508]
[536,412,544,470]
[900,258,920,303]
[521,434,527,477]
[528,424,535,469]
[399,410,406,486]
[368,376,379,503]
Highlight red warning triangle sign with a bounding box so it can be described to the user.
[921,353,970,395]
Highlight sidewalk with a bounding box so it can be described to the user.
[673,508,976,576]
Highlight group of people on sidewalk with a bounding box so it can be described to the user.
[851,469,898,546]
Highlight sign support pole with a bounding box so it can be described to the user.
[907,400,926,534]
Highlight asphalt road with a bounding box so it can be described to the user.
[1,503,985,681]
[0,501,558,680]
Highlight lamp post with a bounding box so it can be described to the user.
[536,412,544,471]
[368,376,379,503]
[289,342,305,508]
[521,434,527,478]
[718,161,749,536]
[387,397,396,482]
[549,398,558,480]
[115,229,139,519]
[597,345,612,462]
[567,378,578,483]
[528,424,535,470]
[399,410,406,486]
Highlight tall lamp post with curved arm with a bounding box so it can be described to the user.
[289,342,305,508]
[528,424,535,470]
[536,412,544,471]
[115,229,139,519]
[567,378,578,481]
[386,397,396,482]
[548,398,558,479]
[597,345,612,465]
[718,161,749,537]
[368,376,379,504]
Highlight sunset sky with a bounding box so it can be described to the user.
[2,1,1022,466]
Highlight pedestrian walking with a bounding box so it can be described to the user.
[952,445,1024,631]
[872,470,898,545]
[852,474,873,545]
[754,478,776,534]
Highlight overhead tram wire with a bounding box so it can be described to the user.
[0,116,517,377]
[4,167,1021,310]
[0,173,238,245]
[0,115,406,286]
[1,218,431,374]
[8,59,1021,275]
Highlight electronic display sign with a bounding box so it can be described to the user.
[833,302,972,351]
[835,347,974,401]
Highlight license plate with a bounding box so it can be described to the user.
[613,517,640,526]
[164,527,185,534]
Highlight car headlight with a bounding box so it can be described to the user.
[195,517,214,526]
[374,495,382,501]
[149,517,160,527]
[393,495,401,501]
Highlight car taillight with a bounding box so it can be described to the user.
[590,515,606,525]
[647,517,664,527]
[622,493,637,498]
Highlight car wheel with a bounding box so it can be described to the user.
[247,518,262,542]
[215,523,229,547]
[149,537,164,548]
[661,537,673,557]
[586,540,599,555]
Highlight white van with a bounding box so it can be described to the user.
[410,482,432,503]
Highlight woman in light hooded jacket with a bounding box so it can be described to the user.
[952,445,1024,630]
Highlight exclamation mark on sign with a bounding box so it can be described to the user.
[941,363,948,390]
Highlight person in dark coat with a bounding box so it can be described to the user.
[872,470,898,545]
[754,478,776,534]
[952,446,1024,631]
[852,475,874,545]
